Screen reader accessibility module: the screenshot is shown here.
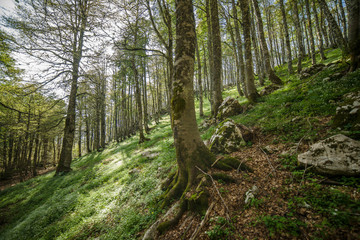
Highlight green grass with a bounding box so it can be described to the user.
[1,47,360,239]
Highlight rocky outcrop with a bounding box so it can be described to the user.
[216,97,243,121]
[333,91,360,132]
[259,84,281,97]
[298,134,360,176]
[299,64,325,79]
[209,119,253,154]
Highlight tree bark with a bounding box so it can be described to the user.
[346,0,360,71]
[210,0,223,117]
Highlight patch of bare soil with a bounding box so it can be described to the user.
[158,133,360,240]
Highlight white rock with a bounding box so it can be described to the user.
[298,134,360,176]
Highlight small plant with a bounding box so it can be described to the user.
[246,197,264,209]
[258,215,306,237]
[206,216,234,240]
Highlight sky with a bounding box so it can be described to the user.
[0,0,15,14]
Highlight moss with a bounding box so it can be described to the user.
[171,94,186,121]
[187,189,209,215]
[213,156,254,172]
[212,173,236,183]
[213,161,233,171]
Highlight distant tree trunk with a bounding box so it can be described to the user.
[195,32,204,117]
[305,0,317,64]
[346,0,360,71]
[142,61,151,133]
[85,112,91,153]
[241,0,260,102]
[250,4,264,85]
[320,7,330,48]
[252,0,283,85]
[280,0,293,73]
[210,0,223,117]
[312,0,326,60]
[291,0,305,74]
[78,108,82,157]
[100,73,106,149]
[232,0,247,96]
[317,0,348,53]
[42,137,49,169]
[339,0,348,41]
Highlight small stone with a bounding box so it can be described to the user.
[350,108,359,115]
[245,185,258,204]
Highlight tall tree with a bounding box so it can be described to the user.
[161,0,214,209]
[210,0,223,116]
[240,0,259,102]
[279,0,293,73]
[252,0,283,85]
[312,0,326,60]
[291,0,305,73]
[305,0,317,64]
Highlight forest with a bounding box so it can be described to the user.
[0,0,359,239]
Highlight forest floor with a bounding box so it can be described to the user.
[1,48,360,240]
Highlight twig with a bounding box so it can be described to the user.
[189,202,215,240]
[296,135,306,154]
[300,165,313,186]
[236,159,246,173]
[181,215,195,240]
[196,166,231,222]
[258,147,276,173]
[211,157,222,168]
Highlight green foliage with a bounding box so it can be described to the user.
[205,216,234,240]
[257,215,306,237]
[0,117,175,240]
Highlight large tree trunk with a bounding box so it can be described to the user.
[252,0,283,85]
[240,0,259,102]
[346,0,360,71]
[163,0,214,206]
[280,0,293,73]
[210,0,223,117]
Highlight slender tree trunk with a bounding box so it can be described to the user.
[312,0,326,60]
[195,32,204,117]
[252,0,283,85]
[232,0,247,95]
[250,5,264,85]
[280,0,293,73]
[339,0,348,41]
[209,0,223,117]
[78,108,82,157]
[57,1,88,174]
[305,0,317,64]
[240,0,259,102]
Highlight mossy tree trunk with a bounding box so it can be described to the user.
[164,0,214,206]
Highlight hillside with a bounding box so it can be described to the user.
[1,48,360,239]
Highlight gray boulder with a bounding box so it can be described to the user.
[299,64,325,79]
[298,134,360,176]
[333,91,360,132]
[216,97,243,121]
[259,84,281,97]
[209,119,253,154]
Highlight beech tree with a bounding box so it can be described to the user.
[346,0,360,71]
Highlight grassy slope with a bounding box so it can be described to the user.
[0,48,359,239]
